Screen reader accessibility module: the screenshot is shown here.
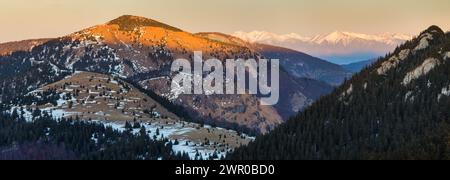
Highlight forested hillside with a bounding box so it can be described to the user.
[229,26,450,160]
[0,111,190,160]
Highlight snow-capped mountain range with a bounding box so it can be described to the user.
[233,31,413,64]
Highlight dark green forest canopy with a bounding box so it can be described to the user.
[0,111,190,160]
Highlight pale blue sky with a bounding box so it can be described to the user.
[0,0,449,42]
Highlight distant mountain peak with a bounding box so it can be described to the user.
[233,30,413,64]
[310,31,412,45]
[234,30,412,45]
[233,31,311,43]
[107,15,182,32]
[311,31,351,45]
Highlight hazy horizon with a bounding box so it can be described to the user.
[0,0,449,43]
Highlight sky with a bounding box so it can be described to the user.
[0,0,449,43]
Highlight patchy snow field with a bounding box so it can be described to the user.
[402,58,440,85]
[5,71,254,160]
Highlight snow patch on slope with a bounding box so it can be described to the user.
[444,52,450,60]
[341,84,353,97]
[404,91,414,102]
[92,120,252,160]
[402,58,440,85]
[414,33,433,52]
[438,85,450,101]
[6,103,250,160]
[168,72,202,100]
[377,49,410,75]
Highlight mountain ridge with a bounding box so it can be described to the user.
[0,38,52,56]
[233,30,412,46]
[233,30,413,64]
[229,25,450,160]
[0,15,337,134]
[107,15,183,32]
[196,32,351,85]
